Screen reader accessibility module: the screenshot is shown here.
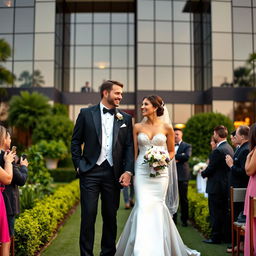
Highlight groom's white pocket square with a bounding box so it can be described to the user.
[120,123,127,128]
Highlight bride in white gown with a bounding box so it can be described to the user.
[115,95,200,256]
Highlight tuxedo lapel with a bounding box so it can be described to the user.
[91,104,102,146]
[112,110,123,148]
[177,141,183,154]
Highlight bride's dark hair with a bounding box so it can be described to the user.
[144,95,164,116]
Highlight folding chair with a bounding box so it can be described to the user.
[230,187,246,256]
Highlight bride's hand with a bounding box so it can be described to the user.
[119,172,131,187]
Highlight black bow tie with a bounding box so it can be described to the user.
[175,143,179,146]
[103,107,115,115]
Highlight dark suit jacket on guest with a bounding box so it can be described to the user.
[175,141,192,181]
[229,141,249,188]
[201,141,234,194]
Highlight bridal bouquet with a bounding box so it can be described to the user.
[192,162,207,175]
[144,146,171,177]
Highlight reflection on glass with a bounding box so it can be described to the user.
[0,35,13,55]
[76,24,92,45]
[13,61,32,87]
[212,33,232,60]
[75,46,92,67]
[129,46,134,68]
[155,1,172,21]
[15,8,34,33]
[156,67,172,90]
[76,13,92,23]
[34,34,54,60]
[129,14,134,23]
[234,102,254,124]
[75,69,91,92]
[138,21,153,42]
[34,61,54,87]
[93,69,110,91]
[174,22,190,43]
[138,67,154,90]
[138,0,153,20]
[174,44,190,66]
[234,34,252,60]
[129,24,134,45]
[93,46,110,68]
[211,2,231,32]
[0,9,13,33]
[112,24,127,45]
[128,69,134,92]
[94,13,110,23]
[233,0,251,7]
[156,44,172,65]
[14,34,33,60]
[173,1,190,21]
[156,22,172,42]
[70,24,75,45]
[174,67,191,91]
[35,2,55,32]
[111,69,127,89]
[111,47,127,68]
[138,43,154,65]
[213,101,234,119]
[69,46,74,68]
[173,104,192,124]
[112,13,127,23]
[233,8,252,33]
[212,61,232,87]
[94,24,110,45]
[15,0,34,6]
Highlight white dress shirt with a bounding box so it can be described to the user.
[96,103,114,166]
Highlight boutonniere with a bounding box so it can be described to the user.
[116,112,123,120]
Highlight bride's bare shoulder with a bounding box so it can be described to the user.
[134,122,143,130]
[163,123,174,133]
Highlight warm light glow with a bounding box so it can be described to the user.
[234,117,250,128]
[174,123,186,129]
[4,0,13,7]
[95,62,109,69]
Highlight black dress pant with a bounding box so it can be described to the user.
[79,160,120,256]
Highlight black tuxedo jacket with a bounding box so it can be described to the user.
[71,104,134,182]
[201,141,234,194]
[175,141,192,181]
[229,141,249,188]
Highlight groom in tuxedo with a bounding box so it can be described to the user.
[71,80,134,256]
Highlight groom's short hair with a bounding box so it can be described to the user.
[100,80,123,98]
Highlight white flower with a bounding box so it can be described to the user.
[116,113,123,120]
[193,162,207,175]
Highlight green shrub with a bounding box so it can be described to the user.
[183,112,234,158]
[49,168,76,182]
[52,103,68,116]
[15,180,80,256]
[58,155,73,168]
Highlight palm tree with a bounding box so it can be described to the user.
[32,70,45,87]
[19,71,32,88]
[233,66,251,87]
[19,70,45,88]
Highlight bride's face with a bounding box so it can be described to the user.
[141,98,157,117]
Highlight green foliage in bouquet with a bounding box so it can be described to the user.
[15,180,80,256]
[36,140,68,160]
[183,112,234,158]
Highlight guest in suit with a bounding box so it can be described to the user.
[173,128,192,227]
[71,80,134,256]
[202,125,234,244]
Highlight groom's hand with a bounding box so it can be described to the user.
[119,172,131,187]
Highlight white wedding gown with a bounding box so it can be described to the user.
[115,133,200,256]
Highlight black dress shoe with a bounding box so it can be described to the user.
[202,239,221,244]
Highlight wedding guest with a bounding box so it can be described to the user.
[243,123,256,256]
[230,130,239,150]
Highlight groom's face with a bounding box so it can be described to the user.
[105,84,123,107]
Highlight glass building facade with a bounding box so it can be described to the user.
[0,0,256,124]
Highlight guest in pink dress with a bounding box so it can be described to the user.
[244,123,256,256]
[0,126,15,256]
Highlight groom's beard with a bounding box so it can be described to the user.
[107,95,120,107]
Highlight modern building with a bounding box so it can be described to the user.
[0,0,255,125]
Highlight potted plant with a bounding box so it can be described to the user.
[36,140,68,169]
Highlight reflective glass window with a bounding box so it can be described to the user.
[94,13,110,23]
[212,33,232,60]
[156,22,172,42]
[234,34,253,60]
[173,104,192,124]
[253,9,256,33]
[213,101,234,120]
[93,46,110,69]
[174,44,190,66]
[138,0,153,20]
[34,61,54,87]
[129,14,134,23]
[138,67,154,90]
[75,46,92,67]
[174,22,190,43]
[112,13,127,23]
[129,24,134,45]
[14,34,33,60]
[14,61,32,87]
[76,13,92,23]
[128,69,135,92]
[111,69,127,89]
[233,0,251,7]
[0,35,13,56]
[129,46,134,68]
[173,1,190,21]
[94,24,110,45]
[155,1,172,21]
[138,43,154,65]
[16,0,34,6]
[35,2,55,32]
[112,24,127,45]
[156,67,172,90]
[69,46,74,68]
[211,2,231,32]
[212,61,232,87]
[174,67,191,90]
[111,47,127,68]
[15,8,34,33]
[76,24,92,45]
[93,69,110,90]
[233,8,252,33]
[138,21,153,42]
[70,24,75,45]
[75,69,92,92]
[0,9,13,33]
[34,34,54,60]
[156,44,172,65]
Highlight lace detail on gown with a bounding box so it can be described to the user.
[115,133,200,256]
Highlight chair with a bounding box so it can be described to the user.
[249,196,256,256]
[230,187,247,256]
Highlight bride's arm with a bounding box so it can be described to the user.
[133,123,139,160]
[166,124,175,160]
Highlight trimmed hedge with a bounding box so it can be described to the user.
[188,182,211,238]
[14,180,80,256]
[49,168,76,183]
